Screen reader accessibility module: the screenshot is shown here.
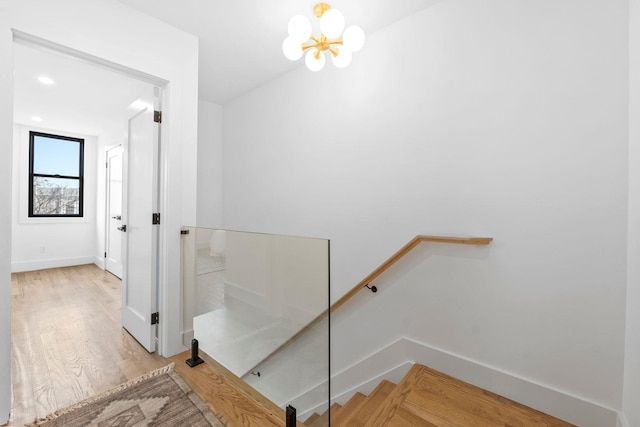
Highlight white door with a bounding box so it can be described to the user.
[121,90,160,352]
[105,146,124,278]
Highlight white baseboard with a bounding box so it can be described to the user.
[94,256,105,270]
[11,256,97,273]
[292,337,617,426]
[294,338,411,419]
[617,412,629,427]
[224,280,319,326]
[299,362,413,420]
[224,281,266,309]
[401,338,617,427]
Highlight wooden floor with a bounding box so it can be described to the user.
[6,264,576,427]
[169,351,288,427]
[307,364,575,427]
[6,264,284,427]
[7,265,167,426]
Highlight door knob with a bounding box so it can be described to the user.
[117,225,127,232]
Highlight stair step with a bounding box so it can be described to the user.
[306,403,341,427]
[331,392,367,426]
[336,380,397,426]
[362,364,575,427]
[304,413,320,425]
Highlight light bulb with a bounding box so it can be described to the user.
[305,49,326,72]
[342,25,365,52]
[320,9,345,39]
[331,45,352,68]
[288,15,312,43]
[282,36,303,61]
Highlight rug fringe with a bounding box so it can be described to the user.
[26,363,175,426]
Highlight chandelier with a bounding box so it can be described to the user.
[282,3,365,72]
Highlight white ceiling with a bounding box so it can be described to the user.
[12,0,444,136]
[116,0,444,104]
[13,41,152,141]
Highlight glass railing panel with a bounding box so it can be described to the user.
[181,227,330,425]
[244,315,330,425]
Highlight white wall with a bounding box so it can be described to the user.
[11,125,98,272]
[224,231,328,323]
[221,0,628,422]
[196,100,223,228]
[0,8,12,423]
[0,0,198,421]
[623,0,640,425]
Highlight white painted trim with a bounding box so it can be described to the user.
[224,280,266,309]
[223,280,318,328]
[12,30,168,86]
[299,362,412,420]
[401,338,617,427]
[289,337,618,426]
[293,338,411,418]
[94,256,105,270]
[11,257,96,273]
[617,412,629,427]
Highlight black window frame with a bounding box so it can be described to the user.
[28,131,84,218]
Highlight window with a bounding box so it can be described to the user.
[29,131,84,217]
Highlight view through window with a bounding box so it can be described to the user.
[29,131,84,217]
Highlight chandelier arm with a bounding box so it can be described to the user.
[302,43,317,52]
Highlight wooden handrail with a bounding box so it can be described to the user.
[241,235,492,377]
[331,235,493,312]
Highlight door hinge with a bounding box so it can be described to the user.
[104,252,107,258]
[154,111,162,123]
[152,213,160,225]
[181,229,190,235]
[151,312,159,325]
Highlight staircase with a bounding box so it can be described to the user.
[304,364,576,426]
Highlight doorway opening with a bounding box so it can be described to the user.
[11,34,167,424]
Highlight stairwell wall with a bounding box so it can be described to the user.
[221,0,628,423]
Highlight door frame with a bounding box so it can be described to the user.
[12,31,171,355]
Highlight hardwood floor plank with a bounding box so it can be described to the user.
[7,265,166,426]
[170,352,285,427]
[9,339,36,424]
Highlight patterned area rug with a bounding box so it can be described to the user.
[29,364,224,426]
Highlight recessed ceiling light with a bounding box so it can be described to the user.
[32,116,42,122]
[37,76,54,85]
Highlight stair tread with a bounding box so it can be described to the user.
[362,364,576,427]
[331,392,367,425]
[306,412,326,427]
[337,380,397,426]
[306,403,341,427]
[304,413,320,425]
